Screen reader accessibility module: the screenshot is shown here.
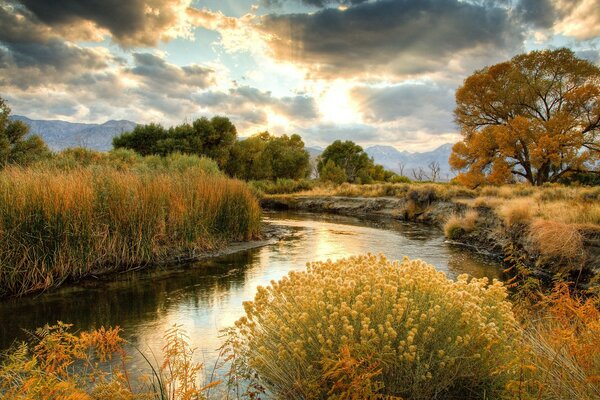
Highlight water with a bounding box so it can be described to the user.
[0,211,503,376]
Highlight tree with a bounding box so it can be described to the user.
[450,48,600,187]
[113,123,167,156]
[225,132,310,181]
[319,159,347,184]
[191,116,237,169]
[263,133,310,180]
[317,140,373,183]
[113,116,237,169]
[0,98,50,168]
[428,161,441,182]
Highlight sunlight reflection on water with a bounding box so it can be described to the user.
[0,211,503,380]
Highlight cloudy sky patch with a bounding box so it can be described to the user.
[0,0,598,151]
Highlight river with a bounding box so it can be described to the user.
[0,211,503,381]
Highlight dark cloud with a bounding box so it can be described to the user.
[0,5,112,89]
[516,0,556,28]
[350,83,455,132]
[263,0,368,8]
[257,0,524,79]
[16,0,191,47]
[129,53,215,98]
[194,86,319,123]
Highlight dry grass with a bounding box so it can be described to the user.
[509,284,600,400]
[0,165,261,297]
[291,182,477,200]
[498,198,538,226]
[444,210,479,239]
[538,201,600,225]
[528,219,584,260]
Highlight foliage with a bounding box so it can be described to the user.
[225,132,310,181]
[0,98,50,168]
[319,159,347,184]
[0,322,133,399]
[0,323,221,400]
[450,48,600,187]
[113,116,237,169]
[0,165,261,297]
[227,254,520,399]
[113,123,168,156]
[317,140,373,183]
[507,283,600,400]
[45,147,222,175]
[249,178,315,196]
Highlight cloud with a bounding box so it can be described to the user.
[516,0,600,41]
[350,83,455,132]
[262,0,368,7]
[516,0,556,29]
[256,0,524,80]
[0,4,116,89]
[194,85,319,124]
[16,0,194,47]
[128,52,216,99]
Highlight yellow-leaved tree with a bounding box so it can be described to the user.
[450,48,600,187]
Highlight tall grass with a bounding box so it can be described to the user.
[0,165,261,297]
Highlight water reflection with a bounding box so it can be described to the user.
[0,211,503,374]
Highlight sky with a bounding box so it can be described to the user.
[0,0,599,151]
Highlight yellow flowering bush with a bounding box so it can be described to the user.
[230,254,520,399]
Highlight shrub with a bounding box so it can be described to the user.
[249,178,315,196]
[228,255,520,399]
[0,323,218,399]
[444,210,479,239]
[528,219,584,260]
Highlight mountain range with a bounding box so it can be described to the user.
[12,115,137,151]
[13,116,454,179]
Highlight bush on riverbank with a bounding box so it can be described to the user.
[0,164,261,297]
[249,178,316,196]
[227,254,520,399]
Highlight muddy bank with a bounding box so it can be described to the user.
[262,195,600,283]
[261,195,462,224]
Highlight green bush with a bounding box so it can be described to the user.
[229,254,520,399]
[249,178,315,195]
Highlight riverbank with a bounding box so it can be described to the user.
[0,162,262,298]
[261,190,600,286]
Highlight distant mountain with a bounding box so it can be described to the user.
[11,115,137,151]
[365,143,455,181]
[307,143,455,181]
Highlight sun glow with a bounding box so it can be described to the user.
[318,82,361,124]
[267,112,291,129]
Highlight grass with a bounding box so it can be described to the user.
[528,219,584,261]
[444,210,479,239]
[249,178,316,196]
[0,163,261,297]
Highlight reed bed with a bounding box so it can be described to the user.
[0,165,261,297]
